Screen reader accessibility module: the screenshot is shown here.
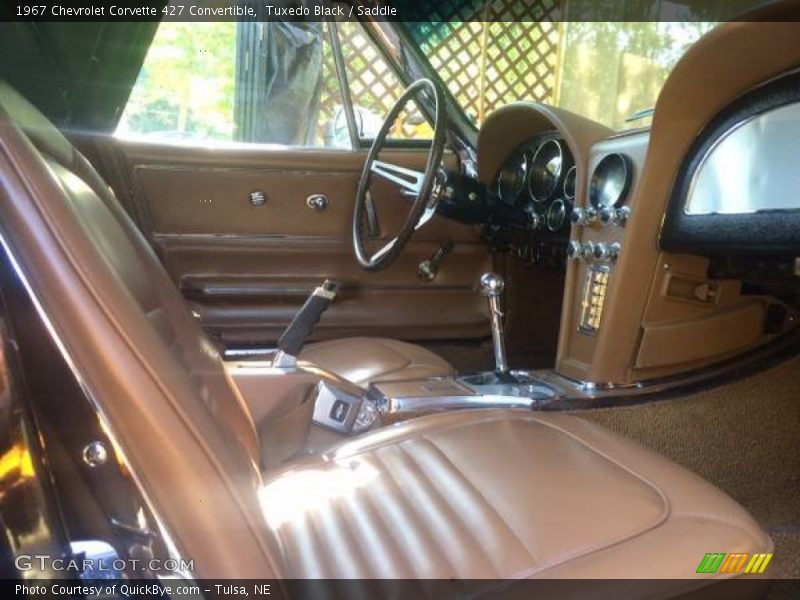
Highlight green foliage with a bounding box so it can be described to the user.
[119,16,716,144]
[558,21,716,129]
[119,23,236,140]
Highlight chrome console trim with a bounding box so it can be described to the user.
[369,370,566,415]
[223,346,275,359]
[381,394,543,413]
[544,325,799,401]
[371,327,799,415]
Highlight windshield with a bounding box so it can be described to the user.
[408,21,717,130]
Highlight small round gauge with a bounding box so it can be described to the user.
[529,139,564,204]
[563,165,577,201]
[496,151,529,205]
[590,153,632,209]
[546,198,568,232]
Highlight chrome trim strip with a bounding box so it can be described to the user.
[546,326,799,399]
[223,347,276,359]
[328,21,360,150]
[386,394,540,412]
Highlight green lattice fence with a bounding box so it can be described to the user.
[317,4,563,144]
[418,19,561,124]
[411,0,563,125]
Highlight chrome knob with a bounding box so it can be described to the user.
[579,241,595,259]
[591,242,621,262]
[306,194,329,211]
[82,442,109,468]
[570,207,598,226]
[599,206,614,225]
[613,206,631,226]
[480,272,505,297]
[566,240,581,260]
[592,242,610,261]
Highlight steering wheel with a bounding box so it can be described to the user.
[353,78,448,270]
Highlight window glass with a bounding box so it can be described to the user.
[118,22,347,147]
[336,21,432,144]
[556,22,717,130]
[117,20,434,148]
[411,20,716,130]
[118,23,237,142]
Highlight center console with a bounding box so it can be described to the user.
[304,270,570,432]
[368,372,559,420]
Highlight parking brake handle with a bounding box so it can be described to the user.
[273,280,338,366]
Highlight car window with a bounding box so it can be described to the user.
[409,20,717,131]
[116,20,432,149]
[334,21,432,144]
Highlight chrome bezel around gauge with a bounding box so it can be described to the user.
[546,198,568,232]
[496,150,529,205]
[528,138,564,204]
[563,165,577,201]
[589,153,632,209]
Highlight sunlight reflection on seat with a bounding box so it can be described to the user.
[258,460,379,528]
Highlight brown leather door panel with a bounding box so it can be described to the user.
[113,141,491,346]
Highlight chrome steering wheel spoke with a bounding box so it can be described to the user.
[370,160,425,195]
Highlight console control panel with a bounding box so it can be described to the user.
[567,240,621,263]
[578,266,610,334]
[566,153,633,335]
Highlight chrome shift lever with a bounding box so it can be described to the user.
[480,272,509,375]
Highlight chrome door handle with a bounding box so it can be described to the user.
[306,194,329,211]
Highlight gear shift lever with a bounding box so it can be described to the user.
[480,272,509,375]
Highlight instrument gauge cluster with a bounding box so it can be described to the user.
[491,135,575,237]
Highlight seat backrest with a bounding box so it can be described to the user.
[0,81,283,577]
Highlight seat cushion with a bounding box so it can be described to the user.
[300,337,455,386]
[260,410,771,585]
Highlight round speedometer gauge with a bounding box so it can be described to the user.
[496,151,528,204]
[529,139,564,204]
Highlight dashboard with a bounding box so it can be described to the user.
[495,135,574,233]
[487,134,576,265]
[460,17,800,390]
[484,132,637,270]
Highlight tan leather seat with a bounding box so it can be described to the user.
[0,81,772,590]
[301,337,455,385]
[261,410,772,582]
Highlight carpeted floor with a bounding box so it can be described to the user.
[574,355,800,579]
